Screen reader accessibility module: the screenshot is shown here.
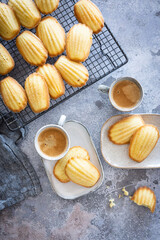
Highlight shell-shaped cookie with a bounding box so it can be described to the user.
[55,56,89,87]
[0,3,20,40]
[131,186,156,213]
[54,146,90,183]
[66,23,92,62]
[36,64,65,99]
[25,73,50,113]
[129,124,159,162]
[8,0,41,29]
[35,0,59,14]
[36,17,65,57]
[16,31,48,66]
[65,157,100,187]
[0,44,15,75]
[108,115,145,145]
[74,0,104,34]
[0,77,27,113]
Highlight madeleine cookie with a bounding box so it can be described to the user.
[74,0,104,34]
[36,17,65,57]
[54,146,90,183]
[0,44,15,75]
[36,64,65,99]
[16,31,48,66]
[108,115,144,145]
[55,56,89,87]
[66,23,92,62]
[25,73,50,113]
[35,0,59,14]
[8,0,41,29]
[129,124,159,162]
[65,157,100,187]
[0,77,27,113]
[131,186,156,213]
[0,3,20,40]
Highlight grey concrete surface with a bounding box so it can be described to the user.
[1,0,160,239]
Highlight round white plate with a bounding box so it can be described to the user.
[101,114,160,169]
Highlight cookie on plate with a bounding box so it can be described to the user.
[74,0,104,34]
[8,0,41,29]
[65,157,100,187]
[66,23,92,62]
[0,3,20,40]
[35,0,59,14]
[54,146,90,183]
[55,56,89,87]
[25,73,50,113]
[131,186,156,213]
[36,64,65,99]
[0,77,27,113]
[0,44,15,75]
[16,31,48,66]
[129,124,159,162]
[108,115,144,145]
[36,17,65,57]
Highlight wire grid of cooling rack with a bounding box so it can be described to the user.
[0,0,128,131]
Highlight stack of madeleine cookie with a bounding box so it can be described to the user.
[108,115,159,163]
[54,146,100,187]
[0,0,104,115]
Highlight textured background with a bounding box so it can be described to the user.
[1,0,160,239]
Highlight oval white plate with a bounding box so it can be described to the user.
[42,120,104,199]
[101,114,160,169]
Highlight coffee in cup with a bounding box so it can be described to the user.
[38,127,68,157]
[111,79,141,109]
[98,77,143,112]
[35,115,70,161]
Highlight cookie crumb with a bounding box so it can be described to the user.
[109,198,115,208]
[122,187,129,196]
[119,194,122,198]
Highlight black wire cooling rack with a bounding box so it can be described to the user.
[0,0,128,131]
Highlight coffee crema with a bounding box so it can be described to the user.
[111,80,141,108]
[38,128,67,157]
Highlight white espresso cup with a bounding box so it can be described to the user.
[98,77,143,112]
[35,115,70,161]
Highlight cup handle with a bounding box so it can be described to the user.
[58,115,66,127]
[98,84,110,93]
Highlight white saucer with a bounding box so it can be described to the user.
[42,120,104,199]
[101,114,160,169]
